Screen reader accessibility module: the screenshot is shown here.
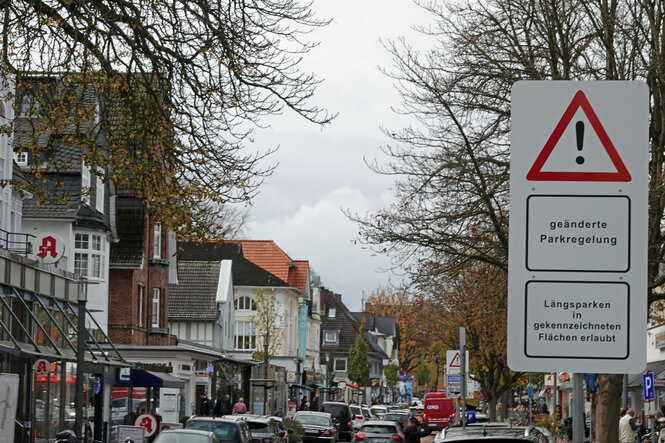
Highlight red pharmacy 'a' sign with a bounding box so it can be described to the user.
[526,90,631,182]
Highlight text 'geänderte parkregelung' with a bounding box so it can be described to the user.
[539,219,617,246]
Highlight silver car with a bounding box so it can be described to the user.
[153,429,220,443]
[352,420,403,443]
[350,405,366,431]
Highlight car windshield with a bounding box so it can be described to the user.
[384,413,407,421]
[185,421,238,441]
[155,432,212,443]
[361,425,397,434]
[297,415,331,426]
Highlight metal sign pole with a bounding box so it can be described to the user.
[460,328,466,430]
[573,373,584,443]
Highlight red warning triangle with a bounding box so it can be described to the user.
[449,352,461,368]
[526,90,631,182]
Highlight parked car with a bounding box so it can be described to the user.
[361,407,372,421]
[321,402,354,441]
[382,410,412,428]
[243,416,288,443]
[294,411,338,443]
[352,420,403,443]
[349,405,365,430]
[368,406,387,420]
[184,416,253,442]
[431,424,550,442]
[153,429,220,443]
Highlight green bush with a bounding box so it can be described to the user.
[180,416,190,425]
[284,418,304,443]
[535,414,560,434]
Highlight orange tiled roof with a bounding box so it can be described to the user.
[231,240,309,293]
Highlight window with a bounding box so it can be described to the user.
[328,307,336,318]
[19,95,39,117]
[234,296,256,311]
[334,358,347,372]
[153,222,162,259]
[74,233,104,278]
[152,288,161,327]
[14,151,27,166]
[138,285,144,327]
[81,160,90,205]
[322,330,339,346]
[95,169,104,213]
[234,321,256,350]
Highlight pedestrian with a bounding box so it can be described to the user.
[540,401,548,415]
[232,397,247,414]
[311,396,320,412]
[619,408,640,443]
[403,416,431,443]
[213,394,232,417]
[198,392,211,416]
[299,397,307,411]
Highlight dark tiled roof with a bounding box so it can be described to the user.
[169,260,221,320]
[177,242,290,287]
[374,316,398,337]
[110,197,146,266]
[22,174,80,219]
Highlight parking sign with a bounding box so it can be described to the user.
[644,371,655,401]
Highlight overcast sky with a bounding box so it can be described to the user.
[245,0,433,311]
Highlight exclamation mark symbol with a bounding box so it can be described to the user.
[576,121,585,165]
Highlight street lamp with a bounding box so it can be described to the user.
[75,279,87,440]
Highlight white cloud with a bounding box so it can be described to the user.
[248,186,398,311]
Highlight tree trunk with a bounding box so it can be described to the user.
[594,373,622,443]
[487,395,497,422]
[500,389,510,422]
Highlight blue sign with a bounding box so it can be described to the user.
[447,374,461,384]
[297,304,308,360]
[644,372,655,401]
[527,385,533,400]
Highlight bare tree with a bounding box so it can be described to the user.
[2,0,334,238]
[351,0,665,435]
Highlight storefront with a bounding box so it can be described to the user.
[0,249,127,443]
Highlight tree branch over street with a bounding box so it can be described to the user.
[2,0,334,238]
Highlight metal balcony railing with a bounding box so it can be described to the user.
[0,228,34,256]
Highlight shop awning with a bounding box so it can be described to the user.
[628,360,665,388]
[290,384,314,391]
[132,370,185,388]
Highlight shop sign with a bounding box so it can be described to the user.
[34,359,50,376]
[195,371,208,386]
[0,374,18,443]
[135,412,158,437]
[119,368,131,382]
[656,330,665,349]
[32,233,66,264]
[370,378,380,387]
[286,372,296,383]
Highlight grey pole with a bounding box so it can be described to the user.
[75,280,88,441]
[572,373,584,443]
[622,374,629,408]
[460,327,466,430]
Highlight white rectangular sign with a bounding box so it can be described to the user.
[508,81,647,373]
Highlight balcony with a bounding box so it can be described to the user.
[0,228,34,256]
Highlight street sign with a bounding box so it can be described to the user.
[446,373,474,398]
[446,350,469,374]
[644,372,655,401]
[508,81,648,373]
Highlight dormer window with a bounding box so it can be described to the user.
[328,307,336,318]
[14,151,27,166]
[322,330,339,346]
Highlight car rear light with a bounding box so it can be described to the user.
[392,435,402,441]
[322,429,332,437]
[356,415,363,419]
[356,433,366,440]
[348,420,352,428]
[422,413,427,421]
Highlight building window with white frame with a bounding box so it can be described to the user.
[328,307,336,318]
[152,288,161,327]
[234,321,256,350]
[153,222,162,259]
[95,168,104,213]
[322,330,339,346]
[334,358,347,372]
[138,285,144,327]
[74,233,104,278]
[234,296,256,311]
[14,151,27,167]
[81,160,91,205]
